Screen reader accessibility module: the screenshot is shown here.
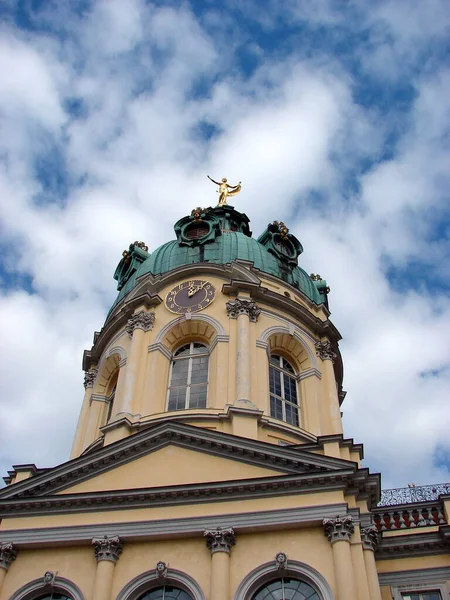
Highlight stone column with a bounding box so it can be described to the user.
[350,526,371,600]
[91,535,123,600]
[204,527,235,600]
[0,543,17,594]
[315,340,343,435]
[114,310,155,417]
[70,368,98,458]
[362,526,382,600]
[226,298,260,404]
[323,516,358,600]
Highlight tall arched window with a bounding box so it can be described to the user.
[167,343,209,411]
[138,587,192,599]
[253,578,320,599]
[269,355,299,426]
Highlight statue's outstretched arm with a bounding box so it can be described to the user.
[207,175,221,186]
[228,181,241,190]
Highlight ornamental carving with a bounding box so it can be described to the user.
[226,299,260,323]
[191,207,209,221]
[204,527,236,554]
[156,561,168,578]
[310,273,322,281]
[361,526,380,552]
[272,221,289,239]
[134,241,148,252]
[92,535,123,563]
[0,542,17,570]
[275,551,288,570]
[43,571,57,586]
[315,340,337,362]
[83,368,98,389]
[126,310,155,336]
[323,515,354,543]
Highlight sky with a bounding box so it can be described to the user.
[0,0,449,491]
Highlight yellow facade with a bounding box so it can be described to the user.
[0,206,448,600]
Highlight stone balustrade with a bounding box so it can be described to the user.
[373,502,446,532]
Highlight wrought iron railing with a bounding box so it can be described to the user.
[378,483,450,507]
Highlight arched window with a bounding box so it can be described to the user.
[137,586,192,599]
[253,578,320,599]
[106,382,117,423]
[167,343,209,411]
[269,355,299,426]
[35,595,72,600]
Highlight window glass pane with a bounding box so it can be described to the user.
[281,358,295,374]
[188,385,207,408]
[270,355,281,367]
[139,586,192,599]
[284,375,297,404]
[402,595,420,600]
[192,343,208,354]
[285,402,299,426]
[170,359,189,385]
[269,366,282,396]
[174,345,191,357]
[270,396,284,421]
[253,578,319,600]
[168,387,187,411]
[190,356,208,384]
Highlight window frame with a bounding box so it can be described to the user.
[392,585,447,600]
[167,342,209,411]
[268,354,300,426]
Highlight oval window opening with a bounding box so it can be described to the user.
[185,223,210,240]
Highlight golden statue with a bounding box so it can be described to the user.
[207,176,241,206]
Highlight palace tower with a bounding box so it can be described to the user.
[0,200,449,600]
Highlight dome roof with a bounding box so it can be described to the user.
[111,206,326,311]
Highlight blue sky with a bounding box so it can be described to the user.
[0,0,449,489]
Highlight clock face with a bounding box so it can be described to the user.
[165,279,216,314]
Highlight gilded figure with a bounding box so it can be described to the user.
[207,175,241,206]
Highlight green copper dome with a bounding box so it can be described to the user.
[111,206,326,311]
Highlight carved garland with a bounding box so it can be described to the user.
[226,299,260,323]
[323,515,354,543]
[126,310,155,337]
[92,535,123,563]
[315,340,337,363]
[204,527,236,554]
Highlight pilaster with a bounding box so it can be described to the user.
[323,516,358,600]
[362,526,382,600]
[0,543,17,594]
[204,527,235,600]
[316,339,342,435]
[91,535,123,600]
[70,368,98,458]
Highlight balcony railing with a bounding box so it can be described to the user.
[378,483,450,507]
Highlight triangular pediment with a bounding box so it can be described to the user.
[0,422,366,506]
[56,443,285,494]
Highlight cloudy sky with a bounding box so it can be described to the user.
[0,0,449,491]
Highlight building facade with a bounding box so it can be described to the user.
[0,201,449,600]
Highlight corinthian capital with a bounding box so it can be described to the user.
[226,298,260,322]
[126,310,155,336]
[323,515,354,544]
[315,340,337,362]
[204,527,236,554]
[83,368,98,389]
[92,535,123,562]
[361,526,380,552]
[0,542,17,570]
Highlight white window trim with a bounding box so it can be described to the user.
[167,342,209,411]
[391,583,449,600]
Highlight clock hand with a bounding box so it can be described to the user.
[188,281,207,297]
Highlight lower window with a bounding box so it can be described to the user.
[253,577,320,599]
[401,593,442,600]
[137,587,192,600]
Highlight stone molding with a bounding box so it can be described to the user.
[275,551,288,571]
[232,558,335,600]
[376,529,450,559]
[361,525,380,552]
[226,298,260,322]
[204,527,236,554]
[0,542,17,570]
[378,566,450,586]
[126,310,155,336]
[92,535,123,563]
[83,369,98,389]
[323,515,354,543]
[315,340,337,362]
[7,576,86,600]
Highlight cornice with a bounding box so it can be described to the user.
[0,503,355,547]
[377,566,450,586]
[376,528,450,559]
[0,423,378,506]
[83,292,161,371]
